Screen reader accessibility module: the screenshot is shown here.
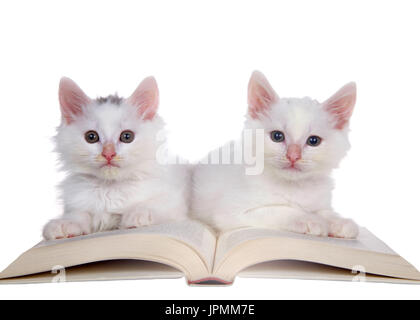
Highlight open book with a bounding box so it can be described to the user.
[1,220,419,285]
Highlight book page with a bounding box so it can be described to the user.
[238,260,420,284]
[0,260,184,284]
[215,227,396,268]
[35,220,217,268]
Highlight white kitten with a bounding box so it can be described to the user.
[43,77,189,240]
[191,71,358,238]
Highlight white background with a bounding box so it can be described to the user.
[0,0,419,299]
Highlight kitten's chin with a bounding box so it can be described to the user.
[267,164,326,181]
[277,169,309,181]
[73,165,127,181]
[98,166,123,180]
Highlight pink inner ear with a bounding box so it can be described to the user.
[323,82,357,130]
[127,77,159,120]
[248,71,278,119]
[59,77,91,124]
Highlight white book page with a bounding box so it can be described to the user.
[215,227,396,268]
[35,220,217,268]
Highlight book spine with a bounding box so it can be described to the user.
[187,277,233,286]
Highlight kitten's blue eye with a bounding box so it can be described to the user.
[85,131,99,143]
[270,131,285,142]
[120,130,135,143]
[307,135,322,147]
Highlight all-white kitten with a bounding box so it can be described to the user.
[191,71,358,238]
[43,77,189,240]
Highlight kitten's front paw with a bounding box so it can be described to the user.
[43,219,86,240]
[327,218,359,239]
[287,215,329,237]
[120,211,154,229]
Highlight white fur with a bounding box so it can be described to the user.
[191,72,358,238]
[43,80,189,240]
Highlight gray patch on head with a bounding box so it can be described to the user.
[95,94,124,105]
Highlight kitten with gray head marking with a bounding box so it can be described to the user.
[43,77,189,240]
[191,71,358,238]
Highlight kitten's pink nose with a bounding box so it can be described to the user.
[102,144,116,162]
[286,144,302,164]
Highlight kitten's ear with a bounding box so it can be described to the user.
[59,77,91,124]
[248,71,278,119]
[323,82,357,130]
[127,76,159,120]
